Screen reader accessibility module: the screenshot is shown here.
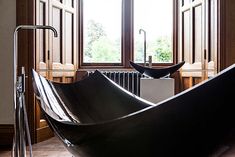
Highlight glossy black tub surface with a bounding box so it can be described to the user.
[32,64,235,157]
[129,60,185,78]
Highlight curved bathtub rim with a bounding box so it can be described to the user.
[33,63,235,127]
[32,69,154,125]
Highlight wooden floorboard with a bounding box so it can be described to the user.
[0,137,74,157]
[1,136,235,157]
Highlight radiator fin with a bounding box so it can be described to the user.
[87,71,142,96]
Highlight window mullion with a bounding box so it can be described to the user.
[122,0,134,68]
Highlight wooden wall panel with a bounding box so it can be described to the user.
[180,0,206,69]
[16,0,37,144]
[52,7,62,64]
[210,0,217,66]
[178,0,214,91]
[182,77,192,90]
[182,10,191,63]
[220,0,235,69]
[36,126,54,143]
[36,0,49,72]
[181,76,203,90]
[193,77,202,85]
[53,77,63,82]
[35,0,77,142]
[39,2,46,63]
[65,77,74,83]
[65,12,73,64]
[193,4,202,63]
[171,71,182,94]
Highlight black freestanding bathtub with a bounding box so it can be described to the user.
[32,64,235,157]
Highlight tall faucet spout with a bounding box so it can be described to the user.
[14,25,58,37]
[13,25,57,157]
[139,29,146,66]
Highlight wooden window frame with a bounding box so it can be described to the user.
[78,0,178,69]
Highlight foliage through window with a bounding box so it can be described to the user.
[83,0,121,63]
[80,0,174,66]
[134,0,173,63]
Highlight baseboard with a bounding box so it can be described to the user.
[0,124,14,149]
[36,125,54,143]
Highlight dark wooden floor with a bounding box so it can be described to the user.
[1,136,235,157]
[0,137,74,157]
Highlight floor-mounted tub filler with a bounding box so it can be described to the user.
[32,64,235,157]
[12,25,57,157]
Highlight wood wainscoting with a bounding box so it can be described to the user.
[36,119,54,143]
[0,124,14,149]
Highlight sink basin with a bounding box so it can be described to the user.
[129,61,185,78]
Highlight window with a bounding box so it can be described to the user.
[79,0,175,67]
[134,0,173,63]
[83,0,122,63]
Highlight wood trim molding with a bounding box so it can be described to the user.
[173,0,179,64]
[0,124,14,148]
[36,126,54,143]
[217,0,235,71]
[217,0,226,71]
[16,0,36,143]
[122,0,133,68]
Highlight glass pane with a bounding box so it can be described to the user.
[83,0,122,63]
[134,0,173,63]
[66,0,74,8]
[182,0,191,6]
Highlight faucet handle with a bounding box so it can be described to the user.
[148,56,152,67]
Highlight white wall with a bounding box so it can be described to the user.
[0,0,16,124]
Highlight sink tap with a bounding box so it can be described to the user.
[139,29,147,66]
[148,55,152,67]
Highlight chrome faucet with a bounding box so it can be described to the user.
[13,25,57,157]
[139,29,147,66]
[139,29,152,67]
